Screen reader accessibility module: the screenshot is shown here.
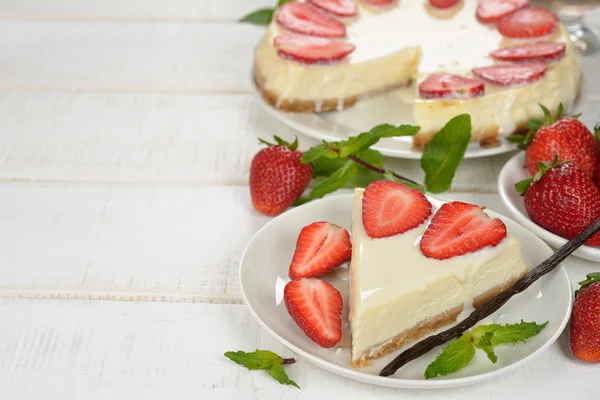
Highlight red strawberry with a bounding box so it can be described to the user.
[362,180,432,239]
[419,73,485,99]
[519,163,600,246]
[420,202,507,260]
[274,34,355,64]
[249,137,312,216]
[284,278,343,348]
[570,273,600,363]
[525,111,599,177]
[498,7,559,38]
[490,41,566,63]
[307,0,358,17]
[472,62,547,86]
[363,0,396,5]
[289,222,352,280]
[476,0,530,24]
[429,0,460,9]
[275,2,346,38]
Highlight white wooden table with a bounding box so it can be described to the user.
[0,1,599,398]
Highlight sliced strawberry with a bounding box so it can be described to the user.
[476,0,530,24]
[420,202,507,260]
[498,7,559,38]
[362,180,432,239]
[490,41,566,62]
[308,0,358,17]
[275,2,346,38]
[430,0,460,9]
[472,62,547,86]
[363,0,396,5]
[288,221,352,280]
[419,73,485,99]
[284,278,343,348]
[274,34,355,64]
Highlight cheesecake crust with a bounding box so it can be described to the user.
[351,273,525,369]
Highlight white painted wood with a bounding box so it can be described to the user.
[0,299,595,399]
[0,0,271,21]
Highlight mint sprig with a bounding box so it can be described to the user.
[224,350,299,389]
[240,0,293,26]
[424,320,547,379]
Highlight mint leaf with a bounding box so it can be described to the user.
[337,124,420,158]
[424,334,476,379]
[277,0,294,5]
[296,159,358,205]
[473,331,497,363]
[489,321,548,346]
[310,157,347,177]
[240,8,275,25]
[224,350,282,370]
[302,142,339,164]
[421,114,471,193]
[268,364,300,389]
[356,148,385,167]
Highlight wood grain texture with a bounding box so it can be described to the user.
[0,299,595,400]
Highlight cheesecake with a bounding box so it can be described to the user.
[349,184,528,368]
[252,0,582,147]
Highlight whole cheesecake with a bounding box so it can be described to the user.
[253,0,582,147]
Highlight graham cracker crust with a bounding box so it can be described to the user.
[350,274,525,369]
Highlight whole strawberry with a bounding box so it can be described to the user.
[570,273,600,363]
[517,160,600,246]
[250,136,312,216]
[525,105,599,178]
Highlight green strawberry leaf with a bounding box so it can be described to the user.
[424,334,476,379]
[594,123,600,144]
[576,272,600,296]
[268,364,300,389]
[506,135,526,144]
[224,350,283,370]
[295,159,358,205]
[240,8,275,25]
[526,118,543,133]
[540,103,553,125]
[556,103,564,120]
[515,178,533,195]
[421,114,471,193]
[489,321,548,346]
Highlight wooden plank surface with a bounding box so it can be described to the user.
[0,299,595,400]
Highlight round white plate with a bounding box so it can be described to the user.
[498,152,600,262]
[255,86,518,160]
[239,193,572,389]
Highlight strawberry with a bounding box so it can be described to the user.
[274,34,355,64]
[476,0,530,24]
[472,62,547,86]
[249,137,312,216]
[284,278,343,348]
[419,73,485,99]
[498,7,559,38]
[420,202,507,260]
[525,106,599,178]
[362,180,432,239]
[307,0,358,17]
[288,222,352,280]
[490,41,566,63]
[429,0,460,9]
[570,273,600,363]
[518,162,600,246]
[275,2,346,38]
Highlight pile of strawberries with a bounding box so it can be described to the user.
[516,106,600,247]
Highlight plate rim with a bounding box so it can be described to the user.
[239,193,573,389]
[498,152,600,262]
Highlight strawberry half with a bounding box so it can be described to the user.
[419,73,485,99]
[490,41,566,63]
[430,0,460,9]
[308,0,358,17]
[476,0,530,24]
[420,202,507,260]
[362,180,432,239]
[498,7,559,38]
[284,278,343,348]
[274,34,355,64]
[288,221,352,280]
[472,62,547,86]
[275,2,346,38]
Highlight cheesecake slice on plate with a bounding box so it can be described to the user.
[349,182,528,368]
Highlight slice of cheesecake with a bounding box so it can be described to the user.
[349,184,528,368]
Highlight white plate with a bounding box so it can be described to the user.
[239,193,572,389]
[498,152,600,262]
[255,86,518,160]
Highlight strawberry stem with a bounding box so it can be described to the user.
[348,154,421,188]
